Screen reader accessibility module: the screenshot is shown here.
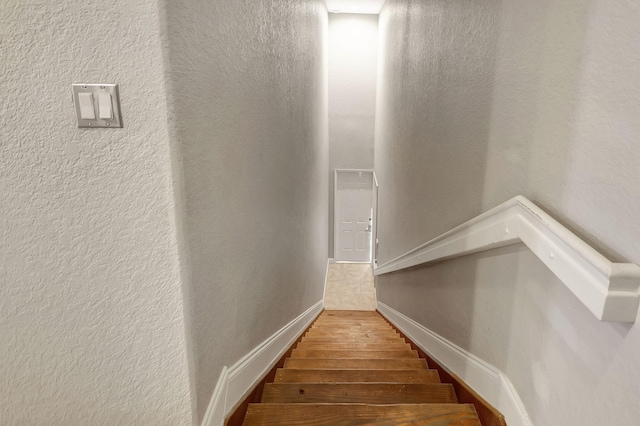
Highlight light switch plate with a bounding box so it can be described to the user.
[72,83,122,128]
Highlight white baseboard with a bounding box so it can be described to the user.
[201,366,228,426]
[322,259,330,309]
[377,302,532,426]
[202,300,323,426]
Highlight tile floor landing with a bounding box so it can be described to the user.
[323,263,377,311]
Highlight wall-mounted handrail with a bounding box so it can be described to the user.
[374,196,640,323]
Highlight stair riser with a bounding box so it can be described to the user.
[275,369,440,384]
[313,319,390,327]
[296,343,411,351]
[292,349,418,359]
[243,403,482,425]
[261,383,458,404]
[301,337,405,347]
[283,358,429,370]
[308,325,396,329]
[305,332,400,338]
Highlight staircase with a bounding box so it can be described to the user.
[242,310,483,425]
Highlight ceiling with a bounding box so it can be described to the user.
[324,0,387,14]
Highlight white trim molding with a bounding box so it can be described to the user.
[322,259,330,309]
[202,300,323,426]
[201,367,228,426]
[374,196,640,323]
[378,302,532,426]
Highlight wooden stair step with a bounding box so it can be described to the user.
[291,349,418,359]
[284,358,429,370]
[315,320,387,322]
[312,320,390,325]
[315,316,384,320]
[317,316,386,321]
[310,325,393,331]
[311,321,391,326]
[309,327,394,333]
[311,322,390,326]
[304,331,400,339]
[308,326,395,330]
[322,311,378,316]
[305,333,399,339]
[315,316,386,320]
[243,403,481,425]
[316,315,385,320]
[261,383,458,404]
[313,317,390,326]
[309,324,395,331]
[296,342,410,351]
[275,368,440,383]
[302,335,406,342]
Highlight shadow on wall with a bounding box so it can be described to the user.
[162,0,329,422]
[374,0,505,354]
[377,245,522,380]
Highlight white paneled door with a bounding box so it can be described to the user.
[335,170,374,263]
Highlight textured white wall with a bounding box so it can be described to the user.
[377,246,640,426]
[162,0,329,422]
[328,13,378,257]
[374,0,640,424]
[0,1,193,425]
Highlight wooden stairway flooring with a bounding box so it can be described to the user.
[242,310,482,425]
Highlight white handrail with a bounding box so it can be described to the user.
[374,196,640,323]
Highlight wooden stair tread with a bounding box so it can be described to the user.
[284,358,429,370]
[306,330,398,334]
[309,324,394,328]
[243,403,481,425]
[307,328,397,334]
[315,316,387,320]
[296,342,410,351]
[310,326,394,331]
[275,368,440,383]
[304,334,400,340]
[307,331,397,337]
[309,328,395,334]
[313,321,390,324]
[262,383,458,404]
[301,339,406,346]
[292,349,418,359]
[314,317,389,325]
[314,322,389,324]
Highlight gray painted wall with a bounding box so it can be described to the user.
[1,1,192,424]
[374,0,640,424]
[328,13,378,258]
[162,0,329,422]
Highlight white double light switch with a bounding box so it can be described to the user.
[72,83,122,128]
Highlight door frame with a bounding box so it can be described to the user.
[372,171,379,268]
[333,169,376,263]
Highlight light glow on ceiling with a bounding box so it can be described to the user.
[325,0,386,15]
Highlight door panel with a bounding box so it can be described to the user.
[335,171,373,262]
